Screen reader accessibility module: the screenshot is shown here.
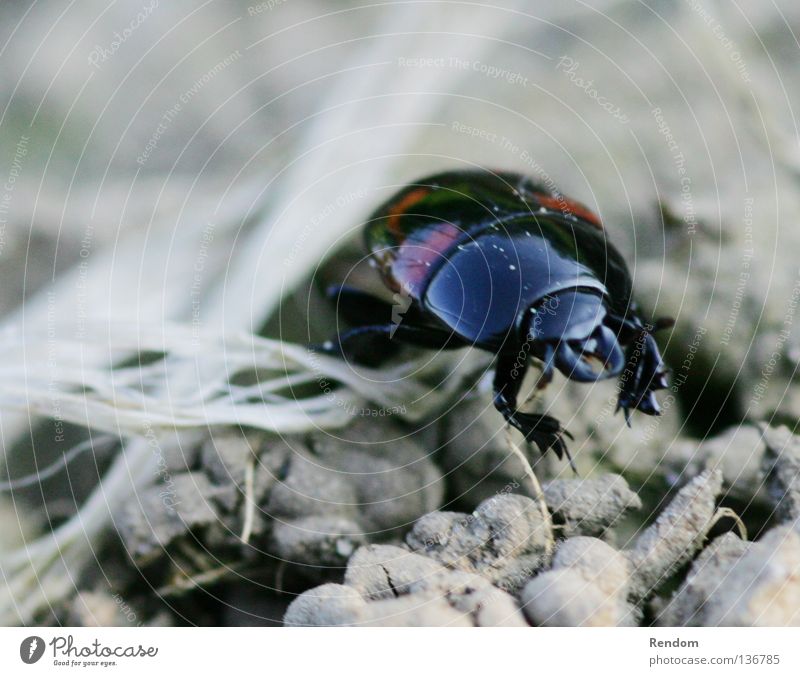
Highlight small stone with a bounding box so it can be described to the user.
[472,493,550,561]
[265,447,359,521]
[405,511,479,569]
[552,536,630,598]
[118,472,225,565]
[283,584,367,626]
[700,524,800,626]
[406,569,527,626]
[762,425,800,522]
[404,494,551,591]
[626,469,723,603]
[201,433,257,486]
[310,419,445,533]
[490,555,547,593]
[520,569,636,627]
[466,493,552,589]
[360,595,473,626]
[544,474,642,538]
[200,433,280,513]
[655,532,750,626]
[271,515,365,567]
[344,544,447,600]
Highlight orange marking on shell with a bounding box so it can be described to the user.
[535,193,603,230]
[386,186,432,238]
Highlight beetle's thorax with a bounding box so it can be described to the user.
[417,221,609,351]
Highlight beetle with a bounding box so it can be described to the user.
[320,169,671,466]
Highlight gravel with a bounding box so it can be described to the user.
[626,469,724,603]
[543,474,642,538]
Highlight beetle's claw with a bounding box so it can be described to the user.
[508,411,576,471]
[616,402,633,428]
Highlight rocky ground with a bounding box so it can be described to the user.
[46,398,799,627]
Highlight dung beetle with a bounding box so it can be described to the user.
[321,169,671,466]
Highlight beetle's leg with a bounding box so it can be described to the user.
[326,285,427,326]
[616,330,670,422]
[316,322,466,366]
[605,313,671,423]
[492,350,576,472]
[319,285,436,365]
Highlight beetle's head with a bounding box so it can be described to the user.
[524,288,625,383]
[521,287,671,422]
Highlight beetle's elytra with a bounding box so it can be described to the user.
[321,169,671,466]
